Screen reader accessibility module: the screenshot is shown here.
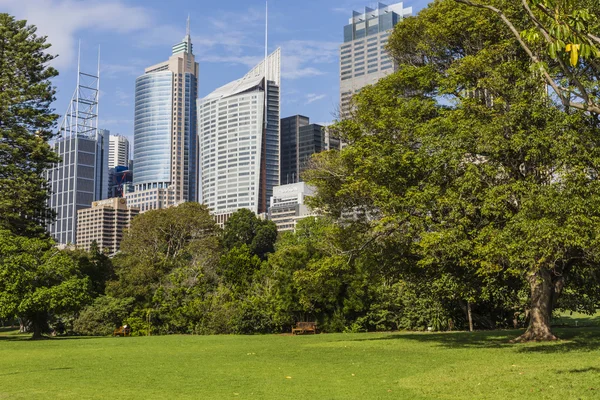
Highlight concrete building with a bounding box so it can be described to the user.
[108,134,130,169]
[198,48,281,224]
[268,182,316,232]
[126,20,199,213]
[76,197,139,255]
[280,116,341,185]
[340,2,412,117]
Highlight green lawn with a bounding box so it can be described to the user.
[1,325,599,399]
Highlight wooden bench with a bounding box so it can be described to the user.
[292,322,317,335]
[113,326,131,337]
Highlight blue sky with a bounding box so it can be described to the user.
[2,0,431,144]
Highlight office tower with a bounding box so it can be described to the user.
[108,134,130,169]
[268,182,316,232]
[126,20,198,213]
[198,48,281,225]
[76,197,139,255]
[45,56,109,245]
[280,115,309,185]
[340,2,412,117]
[280,116,341,185]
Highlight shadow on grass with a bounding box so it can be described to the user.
[349,327,600,353]
[556,367,600,374]
[0,334,109,342]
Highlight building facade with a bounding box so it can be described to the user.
[280,116,341,185]
[268,182,316,232]
[198,48,281,221]
[126,24,198,213]
[76,197,139,255]
[108,166,133,198]
[340,2,412,117]
[108,133,130,169]
[46,131,109,245]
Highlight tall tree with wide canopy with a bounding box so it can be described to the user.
[0,14,60,237]
[305,0,600,341]
[0,230,91,339]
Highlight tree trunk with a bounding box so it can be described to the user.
[31,320,43,340]
[513,268,557,342]
[467,301,474,332]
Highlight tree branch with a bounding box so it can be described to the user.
[453,0,600,114]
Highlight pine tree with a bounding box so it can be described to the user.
[0,14,60,237]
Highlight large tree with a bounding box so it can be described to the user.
[108,202,220,305]
[0,230,91,339]
[306,0,600,341]
[0,14,60,237]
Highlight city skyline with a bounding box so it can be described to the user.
[2,0,431,145]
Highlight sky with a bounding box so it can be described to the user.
[1,0,431,145]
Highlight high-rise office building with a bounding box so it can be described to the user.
[108,134,130,169]
[45,56,109,245]
[76,197,139,255]
[280,115,309,185]
[280,115,340,185]
[198,48,281,225]
[126,21,199,213]
[340,2,412,117]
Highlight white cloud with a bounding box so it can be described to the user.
[0,0,152,70]
[280,40,339,80]
[305,93,327,105]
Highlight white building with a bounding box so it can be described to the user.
[340,2,412,117]
[198,49,281,226]
[108,134,130,169]
[268,182,316,232]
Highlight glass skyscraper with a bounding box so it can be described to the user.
[280,115,340,185]
[126,26,198,212]
[339,2,412,117]
[198,48,281,224]
[45,130,109,245]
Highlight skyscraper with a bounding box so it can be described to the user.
[45,54,109,245]
[46,132,109,245]
[340,2,412,117]
[280,115,309,185]
[108,133,130,169]
[280,115,340,185]
[198,48,281,225]
[126,21,199,213]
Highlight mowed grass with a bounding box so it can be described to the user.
[1,324,600,399]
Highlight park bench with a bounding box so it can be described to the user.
[113,325,131,337]
[292,322,317,335]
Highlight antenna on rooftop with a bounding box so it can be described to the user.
[186,14,191,37]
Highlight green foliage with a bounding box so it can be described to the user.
[73,296,134,336]
[108,202,219,306]
[218,244,262,293]
[0,230,91,338]
[0,14,60,237]
[222,208,277,259]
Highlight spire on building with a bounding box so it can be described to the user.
[172,15,193,55]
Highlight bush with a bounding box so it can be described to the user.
[73,296,134,336]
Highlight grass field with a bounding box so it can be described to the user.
[1,319,599,399]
